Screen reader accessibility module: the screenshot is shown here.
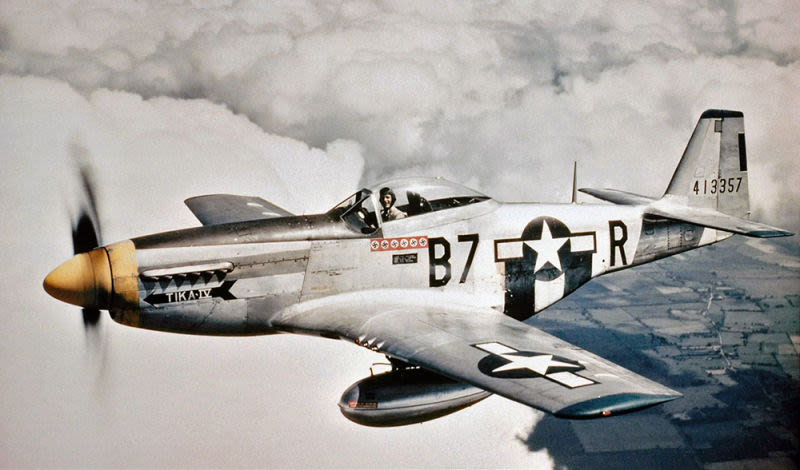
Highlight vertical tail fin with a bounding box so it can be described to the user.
[664,110,750,219]
[582,110,792,238]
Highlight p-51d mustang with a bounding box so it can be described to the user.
[44,110,792,426]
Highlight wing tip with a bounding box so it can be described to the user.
[554,392,681,419]
[746,229,794,238]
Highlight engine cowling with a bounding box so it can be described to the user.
[338,368,490,427]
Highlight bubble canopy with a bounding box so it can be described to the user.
[328,177,491,233]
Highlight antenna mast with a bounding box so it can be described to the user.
[570,161,578,204]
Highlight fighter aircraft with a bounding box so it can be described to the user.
[44,110,792,426]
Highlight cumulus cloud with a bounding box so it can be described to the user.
[1,1,799,467]
[3,73,362,226]
[2,0,796,230]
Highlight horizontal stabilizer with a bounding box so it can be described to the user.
[580,190,792,238]
[579,188,656,206]
[185,194,293,226]
[646,199,793,238]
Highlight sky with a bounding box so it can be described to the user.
[1,1,798,468]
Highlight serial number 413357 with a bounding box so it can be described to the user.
[693,177,742,195]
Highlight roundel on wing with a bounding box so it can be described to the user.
[477,351,585,379]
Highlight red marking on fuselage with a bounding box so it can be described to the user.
[370,236,429,252]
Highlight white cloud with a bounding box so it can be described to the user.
[1,74,363,231]
[3,2,796,224]
[1,1,798,467]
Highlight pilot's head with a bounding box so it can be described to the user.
[379,187,396,209]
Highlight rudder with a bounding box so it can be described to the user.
[664,110,750,219]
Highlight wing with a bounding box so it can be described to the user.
[273,291,681,418]
[184,194,294,225]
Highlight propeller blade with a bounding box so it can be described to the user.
[72,161,102,253]
[72,211,100,255]
[70,155,104,330]
[82,308,101,328]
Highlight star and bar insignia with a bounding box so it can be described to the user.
[474,342,596,388]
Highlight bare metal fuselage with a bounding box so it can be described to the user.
[106,200,723,336]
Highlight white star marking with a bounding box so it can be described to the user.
[524,220,568,272]
[492,353,581,375]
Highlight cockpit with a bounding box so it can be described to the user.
[327,177,491,234]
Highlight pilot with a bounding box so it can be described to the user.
[379,187,407,221]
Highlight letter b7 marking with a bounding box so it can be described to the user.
[428,234,480,287]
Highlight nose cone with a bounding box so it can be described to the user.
[43,248,112,309]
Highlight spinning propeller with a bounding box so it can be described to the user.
[72,164,103,328]
[43,159,111,331]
